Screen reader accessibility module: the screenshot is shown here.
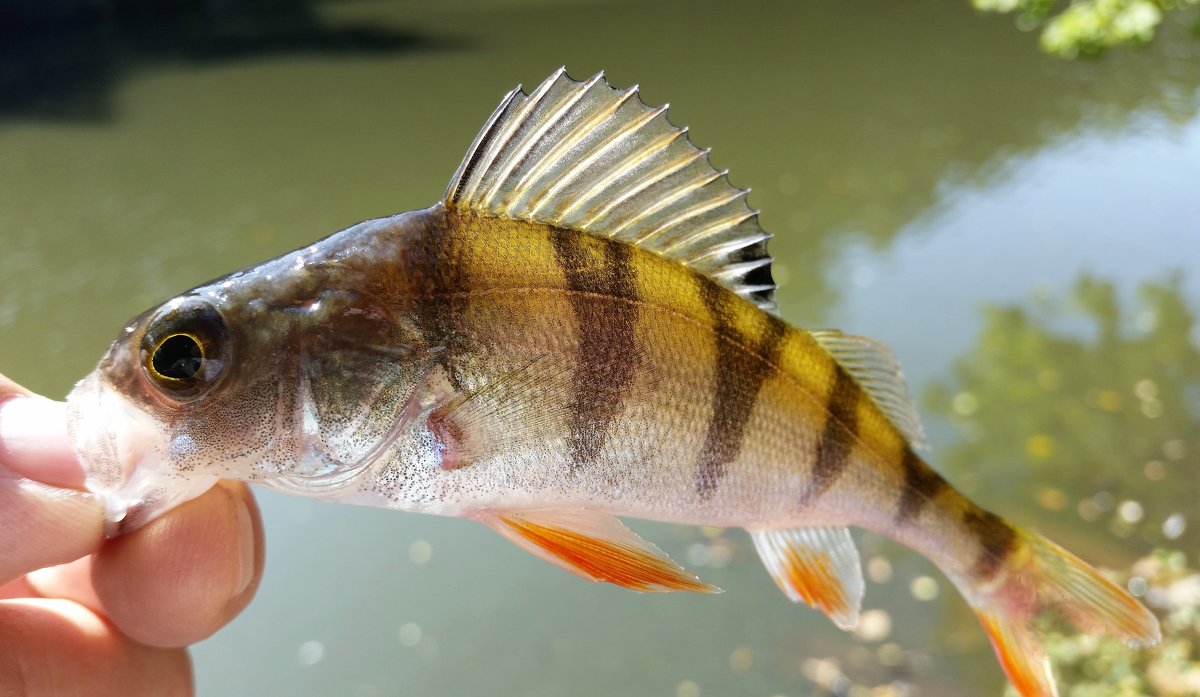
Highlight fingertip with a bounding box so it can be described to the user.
[0,372,35,399]
[0,477,104,586]
[0,395,87,490]
[0,598,193,697]
[0,577,36,601]
[93,480,264,648]
[220,480,266,601]
[0,379,103,586]
[25,556,104,614]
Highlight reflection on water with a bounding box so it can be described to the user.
[924,274,1200,697]
[974,0,1200,59]
[0,0,450,122]
[1029,549,1200,697]
[926,273,1200,556]
[1,1,1198,695]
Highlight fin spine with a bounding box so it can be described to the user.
[636,186,748,247]
[530,102,669,220]
[572,134,699,229]
[442,68,778,311]
[461,67,566,206]
[444,86,523,206]
[491,71,608,213]
[508,82,637,217]
[612,168,727,237]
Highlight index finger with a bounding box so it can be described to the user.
[0,376,88,490]
[0,374,103,584]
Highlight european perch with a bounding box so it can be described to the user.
[66,69,1159,696]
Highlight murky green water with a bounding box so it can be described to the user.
[2,1,1198,695]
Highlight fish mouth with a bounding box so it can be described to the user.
[66,371,214,535]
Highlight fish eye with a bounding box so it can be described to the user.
[140,298,230,401]
[152,334,204,380]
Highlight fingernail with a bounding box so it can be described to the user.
[0,397,86,489]
[227,484,257,596]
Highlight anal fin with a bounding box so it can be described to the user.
[750,526,864,629]
[480,508,719,594]
[976,609,1058,697]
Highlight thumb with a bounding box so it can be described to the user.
[0,374,103,584]
[0,377,88,490]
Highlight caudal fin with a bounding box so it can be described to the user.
[961,527,1160,697]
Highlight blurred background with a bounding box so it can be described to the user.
[1,1,1198,695]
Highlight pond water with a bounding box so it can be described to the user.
[2,1,1198,695]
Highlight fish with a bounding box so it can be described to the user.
[65,68,1158,696]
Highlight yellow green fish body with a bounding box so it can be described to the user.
[66,69,1158,696]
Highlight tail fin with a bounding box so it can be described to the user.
[960,527,1160,697]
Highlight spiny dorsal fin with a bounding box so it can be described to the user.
[443,67,777,313]
[809,330,928,450]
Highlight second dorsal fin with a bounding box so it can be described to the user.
[443,68,777,313]
[809,330,927,450]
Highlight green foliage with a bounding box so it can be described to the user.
[924,273,1200,550]
[925,272,1200,692]
[1003,549,1200,696]
[973,0,1200,57]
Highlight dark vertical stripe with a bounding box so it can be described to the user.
[895,449,948,525]
[694,280,787,498]
[412,211,470,389]
[551,230,640,471]
[797,365,860,507]
[963,508,1018,579]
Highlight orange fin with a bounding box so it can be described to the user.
[750,527,863,629]
[480,508,720,593]
[976,609,1057,697]
[961,527,1160,697]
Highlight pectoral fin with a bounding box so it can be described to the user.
[750,526,864,629]
[427,354,576,470]
[479,508,720,593]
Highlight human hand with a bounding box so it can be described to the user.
[0,372,264,696]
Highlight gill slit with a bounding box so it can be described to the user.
[269,351,445,495]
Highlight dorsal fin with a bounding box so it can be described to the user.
[443,68,777,313]
[809,330,928,450]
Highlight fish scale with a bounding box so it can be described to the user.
[397,212,909,532]
[66,69,1159,697]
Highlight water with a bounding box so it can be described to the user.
[2,1,1197,695]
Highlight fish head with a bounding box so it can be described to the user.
[67,218,438,534]
[66,286,283,534]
